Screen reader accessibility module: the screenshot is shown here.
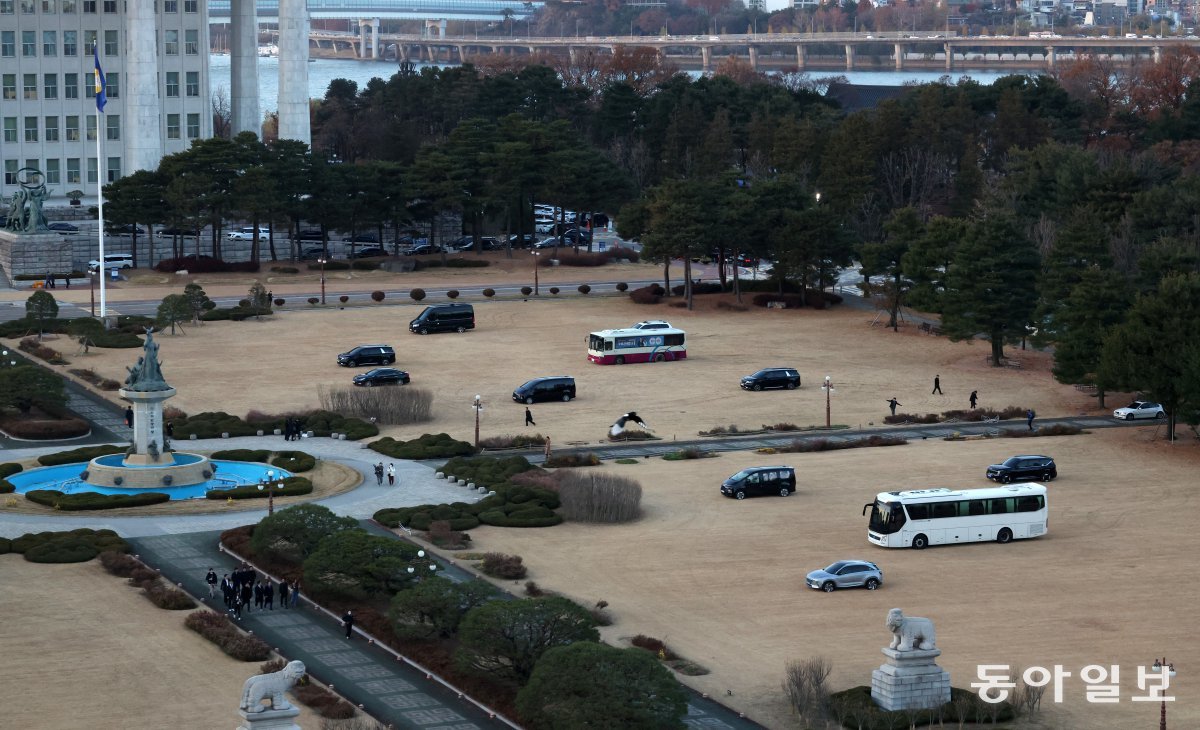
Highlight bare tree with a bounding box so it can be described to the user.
[879,146,954,213]
[211,86,232,139]
[782,656,833,727]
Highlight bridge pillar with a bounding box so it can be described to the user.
[748,46,758,69]
[230,0,258,137]
[1045,45,1056,69]
[528,46,536,55]
[277,0,311,144]
[371,18,380,59]
[569,46,577,64]
[457,45,467,63]
[358,20,367,59]
[1153,45,1162,63]
[424,19,446,39]
[894,42,904,70]
[844,43,855,71]
[944,42,953,70]
[795,44,806,70]
[701,46,711,71]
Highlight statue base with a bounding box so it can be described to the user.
[237,705,301,730]
[871,647,951,712]
[0,230,74,281]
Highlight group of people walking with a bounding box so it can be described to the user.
[211,564,300,619]
[885,375,1036,430]
[373,462,397,486]
[282,417,305,441]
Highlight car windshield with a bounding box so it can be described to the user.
[727,469,753,482]
[750,370,772,378]
[824,561,848,573]
[365,369,388,376]
[1001,457,1022,467]
[1128,401,1147,408]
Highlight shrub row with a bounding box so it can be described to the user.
[774,435,908,453]
[154,256,260,273]
[557,472,642,523]
[0,416,90,440]
[883,406,1029,425]
[1001,424,1084,438]
[291,683,357,719]
[201,305,272,321]
[0,528,128,561]
[270,266,299,274]
[99,549,142,576]
[183,610,272,661]
[270,450,316,473]
[670,282,724,295]
[480,552,527,579]
[18,337,68,365]
[173,410,377,441]
[369,432,475,460]
[205,476,313,500]
[477,433,548,449]
[411,258,489,269]
[629,284,664,305]
[318,385,434,426]
[69,368,122,390]
[827,686,1014,729]
[37,444,125,466]
[438,455,541,489]
[375,461,561,531]
[544,452,601,467]
[25,489,171,510]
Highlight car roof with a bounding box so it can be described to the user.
[350,344,392,349]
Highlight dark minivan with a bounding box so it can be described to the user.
[409,304,475,334]
[721,466,797,499]
[513,377,576,404]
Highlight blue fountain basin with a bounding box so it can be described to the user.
[6,460,294,501]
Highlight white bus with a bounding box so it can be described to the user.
[586,327,687,365]
[864,484,1047,549]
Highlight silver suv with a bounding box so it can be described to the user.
[806,560,883,592]
[631,320,672,330]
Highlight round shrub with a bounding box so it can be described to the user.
[549,287,559,295]
[339,295,349,304]
[578,284,591,295]
[616,282,628,292]
[410,288,426,301]
[371,290,385,302]
[307,297,319,305]
[273,298,285,306]
[24,538,99,563]
[483,288,495,298]
[521,286,533,296]
[238,299,251,308]
[447,290,459,299]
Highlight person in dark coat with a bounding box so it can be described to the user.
[233,594,244,619]
[290,580,301,608]
[886,398,901,416]
[124,406,134,427]
[221,575,234,609]
[525,407,536,426]
[205,567,218,597]
[278,579,289,609]
[374,462,384,485]
[969,390,978,409]
[264,581,275,610]
[240,581,253,613]
[932,375,943,395]
[253,581,262,608]
[342,609,355,639]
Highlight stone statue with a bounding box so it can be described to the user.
[124,329,171,392]
[886,608,937,652]
[3,189,27,231]
[240,660,306,713]
[2,168,50,233]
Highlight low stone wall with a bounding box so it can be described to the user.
[0,231,75,281]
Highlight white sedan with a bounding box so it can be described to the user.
[1113,401,1166,420]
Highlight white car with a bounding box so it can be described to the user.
[1113,401,1166,420]
[227,226,269,241]
[87,253,135,271]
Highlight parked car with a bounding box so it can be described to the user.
[299,247,325,261]
[105,224,145,236]
[533,237,562,249]
[337,345,396,367]
[631,320,672,330]
[740,368,801,391]
[508,233,537,248]
[720,466,796,499]
[342,232,379,243]
[805,560,883,592]
[986,455,1057,483]
[157,226,194,237]
[1113,401,1166,420]
[512,376,576,404]
[352,247,387,258]
[404,243,443,256]
[47,222,79,234]
[227,226,270,241]
[296,229,323,241]
[409,304,474,334]
[87,253,135,272]
[353,367,410,387]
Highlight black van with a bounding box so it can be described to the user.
[720,466,797,499]
[409,304,475,334]
[513,377,576,404]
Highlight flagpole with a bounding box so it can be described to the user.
[94,42,107,319]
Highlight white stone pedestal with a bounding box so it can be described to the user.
[0,230,74,280]
[121,386,176,457]
[871,647,951,711]
[237,705,301,730]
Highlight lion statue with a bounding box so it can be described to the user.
[886,608,937,651]
[240,660,306,713]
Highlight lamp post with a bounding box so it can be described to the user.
[531,250,540,295]
[1149,658,1176,730]
[821,375,834,429]
[257,469,281,515]
[89,270,97,316]
[407,549,438,583]
[472,394,483,449]
[317,256,327,304]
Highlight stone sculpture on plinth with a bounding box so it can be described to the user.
[0,167,71,281]
[238,660,305,730]
[871,608,951,712]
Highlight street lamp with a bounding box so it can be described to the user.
[531,250,540,295]
[1148,658,1176,730]
[317,256,327,304]
[821,375,834,429]
[89,269,97,316]
[256,469,282,515]
[472,394,483,449]
[407,549,439,582]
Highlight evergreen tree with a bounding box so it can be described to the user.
[1051,267,1130,408]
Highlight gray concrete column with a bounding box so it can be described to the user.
[124,0,161,172]
[371,19,380,59]
[1152,45,1161,62]
[277,0,311,144]
[230,0,259,136]
[796,44,806,70]
[701,46,711,70]
[359,21,367,58]
[945,42,953,70]
[1046,45,1056,69]
[844,43,855,71]
[748,46,758,70]
[894,42,904,70]
[569,46,577,63]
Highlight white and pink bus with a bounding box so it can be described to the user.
[587,327,687,365]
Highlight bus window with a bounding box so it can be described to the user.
[990,498,1012,514]
[605,340,612,351]
[664,333,684,346]
[968,500,988,516]
[932,502,957,519]
[1016,496,1043,512]
[906,504,930,520]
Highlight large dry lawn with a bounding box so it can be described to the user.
[5,266,1197,729]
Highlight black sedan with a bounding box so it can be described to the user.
[352,247,388,258]
[47,222,80,234]
[740,368,801,391]
[352,368,410,387]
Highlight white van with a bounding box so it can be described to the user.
[87,253,134,271]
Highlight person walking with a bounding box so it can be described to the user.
[543,436,552,460]
[289,580,301,609]
[1026,408,1036,431]
[205,567,218,597]
[969,390,978,409]
[240,580,253,613]
[221,574,233,609]
[932,375,943,395]
[387,463,396,486]
[525,407,536,426]
[264,581,275,610]
[278,579,289,609]
[166,421,174,439]
[342,609,355,639]
[373,462,384,486]
[253,581,263,609]
[124,406,134,427]
[233,594,244,620]
[886,398,901,416]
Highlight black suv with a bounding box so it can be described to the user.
[986,455,1057,483]
[337,345,396,367]
[513,376,576,404]
[721,466,797,499]
[741,368,801,391]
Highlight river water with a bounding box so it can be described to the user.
[208,53,1011,114]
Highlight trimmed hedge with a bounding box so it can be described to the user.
[155,256,260,273]
[24,538,100,563]
[184,610,272,661]
[205,475,313,500]
[37,444,124,466]
[369,433,475,460]
[438,455,541,488]
[0,462,24,479]
[6,528,128,561]
[25,489,171,510]
[173,410,377,441]
[270,450,316,473]
[0,416,90,439]
[201,306,272,321]
[828,686,1013,729]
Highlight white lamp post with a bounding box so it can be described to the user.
[821,375,834,429]
[472,395,483,448]
[1149,658,1176,730]
[257,469,280,515]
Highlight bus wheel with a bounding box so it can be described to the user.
[615,356,625,365]
[911,534,928,549]
[653,353,664,362]
[997,528,1013,544]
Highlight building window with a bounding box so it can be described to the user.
[22,30,35,56]
[183,0,195,11]
[61,0,74,11]
[24,116,37,142]
[107,156,121,182]
[1,31,13,57]
[45,158,60,184]
[41,0,54,12]
[164,29,178,55]
[64,73,78,99]
[2,117,15,143]
[67,158,80,184]
[166,113,180,139]
[65,115,79,141]
[45,115,58,141]
[4,160,18,185]
[102,0,115,11]
[1,75,14,100]
[86,114,97,141]
[43,31,56,56]
[86,76,94,99]
[104,29,117,55]
[82,0,94,10]
[63,30,76,55]
[165,71,179,97]
[44,73,57,99]
[107,72,118,98]
[23,74,37,99]
[83,30,96,50]
[185,29,198,54]
[186,112,199,138]
[0,0,12,13]
[186,71,199,97]
[87,157,98,184]
[163,0,175,10]
[19,0,33,12]
[106,114,119,140]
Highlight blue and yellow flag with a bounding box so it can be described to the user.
[93,42,107,112]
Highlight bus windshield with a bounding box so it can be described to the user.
[869,500,906,535]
